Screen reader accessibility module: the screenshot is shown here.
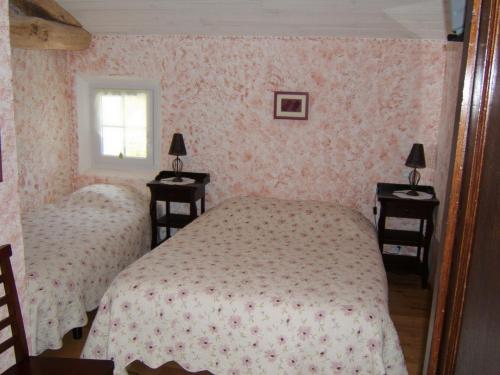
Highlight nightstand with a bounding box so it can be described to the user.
[377,183,439,288]
[147,171,210,249]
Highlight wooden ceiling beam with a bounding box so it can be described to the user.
[11,0,82,27]
[10,16,91,51]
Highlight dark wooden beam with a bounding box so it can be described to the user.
[10,15,91,51]
[11,0,82,27]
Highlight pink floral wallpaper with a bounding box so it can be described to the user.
[69,35,446,219]
[4,32,451,366]
[434,42,463,240]
[0,0,27,369]
[12,49,73,214]
[428,41,463,283]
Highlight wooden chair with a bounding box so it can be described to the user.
[0,244,114,375]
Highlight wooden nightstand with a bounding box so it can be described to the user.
[147,171,210,249]
[377,183,439,288]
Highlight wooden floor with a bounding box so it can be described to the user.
[41,273,432,374]
[40,310,96,360]
[387,272,432,375]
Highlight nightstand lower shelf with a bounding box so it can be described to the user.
[382,253,422,274]
[383,229,423,247]
[157,214,193,229]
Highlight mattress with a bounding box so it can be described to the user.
[82,196,407,374]
[22,184,150,354]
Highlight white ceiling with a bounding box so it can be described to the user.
[58,0,448,39]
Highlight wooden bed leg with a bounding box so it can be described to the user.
[72,327,83,340]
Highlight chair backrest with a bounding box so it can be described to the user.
[0,245,29,364]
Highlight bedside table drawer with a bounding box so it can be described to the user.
[383,201,430,219]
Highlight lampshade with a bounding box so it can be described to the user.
[168,133,187,156]
[405,143,426,169]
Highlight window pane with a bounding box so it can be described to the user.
[102,127,124,156]
[124,93,148,129]
[101,94,123,126]
[95,88,151,162]
[125,128,147,158]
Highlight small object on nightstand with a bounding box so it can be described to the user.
[160,177,196,185]
[405,143,426,196]
[147,171,210,249]
[393,190,433,200]
[377,183,439,288]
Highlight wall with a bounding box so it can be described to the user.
[0,0,26,370]
[429,41,463,283]
[1,33,451,368]
[434,41,463,239]
[69,35,446,219]
[11,49,73,214]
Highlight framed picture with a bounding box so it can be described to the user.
[274,91,309,120]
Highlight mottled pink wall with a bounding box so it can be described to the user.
[3,33,453,365]
[70,35,446,219]
[0,0,26,369]
[434,42,463,239]
[428,41,463,284]
[12,49,73,214]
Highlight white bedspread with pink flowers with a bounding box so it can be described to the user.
[82,197,407,374]
[22,184,150,355]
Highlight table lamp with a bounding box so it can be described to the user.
[405,143,426,196]
[168,133,187,182]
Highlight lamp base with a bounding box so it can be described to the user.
[407,168,422,196]
[172,156,184,182]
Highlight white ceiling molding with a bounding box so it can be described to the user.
[58,0,447,39]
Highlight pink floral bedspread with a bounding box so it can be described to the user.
[83,197,407,374]
[22,184,150,354]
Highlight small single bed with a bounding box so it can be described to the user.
[22,184,150,355]
[82,197,407,374]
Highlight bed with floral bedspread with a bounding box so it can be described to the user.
[22,184,150,355]
[82,196,407,374]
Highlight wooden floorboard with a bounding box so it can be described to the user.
[387,272,432,375]
[40,273,432,374]
[40,310,96,359]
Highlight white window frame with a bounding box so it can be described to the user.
[76,75,160,173]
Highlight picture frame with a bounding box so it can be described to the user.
[273,91,309,120]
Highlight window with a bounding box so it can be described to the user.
[94,89,152,165]
[76,76,160,172]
